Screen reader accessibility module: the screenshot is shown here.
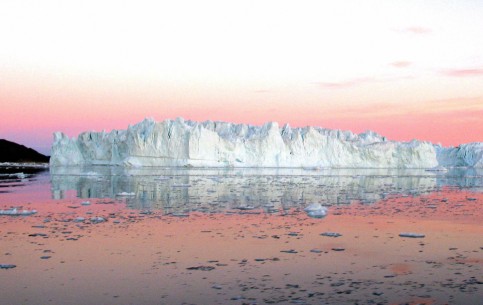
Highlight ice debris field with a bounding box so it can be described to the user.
[50,118,482,168]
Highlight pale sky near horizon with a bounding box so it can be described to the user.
[1,0,482,155]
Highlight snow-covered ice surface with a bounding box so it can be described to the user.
[49,118,482,168]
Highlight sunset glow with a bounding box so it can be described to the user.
[1,0,482,154]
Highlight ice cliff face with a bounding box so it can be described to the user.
[50,118,481,168]
[436,142,483,168]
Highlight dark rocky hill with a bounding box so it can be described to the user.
[0,139,49,163]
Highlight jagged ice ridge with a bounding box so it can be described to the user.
[50,118,482,168]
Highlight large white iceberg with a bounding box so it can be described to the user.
[50,118,482,168]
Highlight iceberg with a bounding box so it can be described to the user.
[50,118,482,168]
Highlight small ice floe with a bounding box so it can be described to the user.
[304,203,328,218]
[90,217,106,224]
[0,208,37,216]
[0,264,16,269]
[399,232,425,238]
[73,217,85,223]
[230,296,245,301]
[320,232,342,238]
[116,192,135,196]
[280,249,298,254]
[425,165,448,172]
[13,172,26,179]
[171,184,191,188]
[28,233,47,237]
[81,201,91,206]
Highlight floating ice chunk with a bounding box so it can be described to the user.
[307,210,328,218]
[304,203,323,212]
[73,217,85,222]
[399,232,425,238]
[81,201,91,206]
[304,203,328,218]
[90,217,106,224]
[0,264,16,269]
[320,232,342,237]
[280,249,298,254]
[0,208,37,216]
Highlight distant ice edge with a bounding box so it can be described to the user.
[50,117,483,168]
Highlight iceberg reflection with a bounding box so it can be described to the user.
[50,166,483,213]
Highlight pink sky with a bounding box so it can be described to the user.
[1,0,483,154]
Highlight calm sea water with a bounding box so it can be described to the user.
[0,166,482,304]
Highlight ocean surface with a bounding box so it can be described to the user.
[0,165,482,304]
